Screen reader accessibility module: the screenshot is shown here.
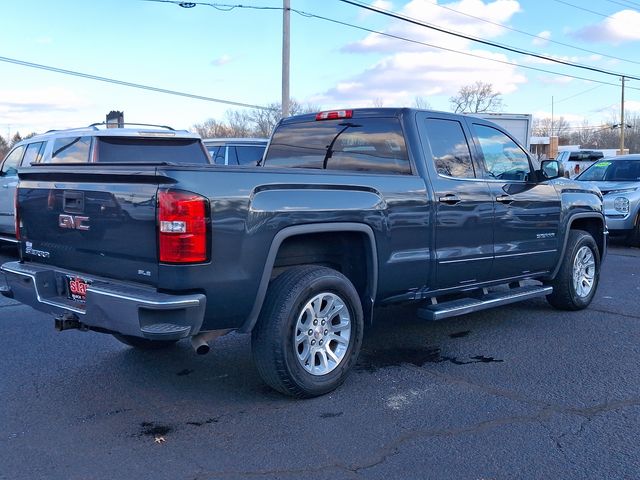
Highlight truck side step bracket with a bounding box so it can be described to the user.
[417,285,553,321]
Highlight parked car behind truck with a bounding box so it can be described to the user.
[1,108,606,398]
[0,124,209,243]
[576,155,640,245]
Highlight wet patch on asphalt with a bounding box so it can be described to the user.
[449,330,471,338]
[319,412,344,419]
[356,346,503,372]
[138,422,173,438]
[186,417,221,427]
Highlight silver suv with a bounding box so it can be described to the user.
[0,123,209,243]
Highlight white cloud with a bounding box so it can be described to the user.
[312,49,526,107]
[0,87,91,134]
[318,0,525,107]
[532,30,551,46]
[210,54,233,66]
[572,9,640,44]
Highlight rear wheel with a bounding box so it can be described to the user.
[251,265,364,398]
[112,334,178,350]
[546,230,600,310]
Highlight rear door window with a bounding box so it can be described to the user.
[424,118,475,179]
[51,136,92,163]
[265,117,411,174]
[96,137,209,164]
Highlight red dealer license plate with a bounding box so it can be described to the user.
[67,275,91,303]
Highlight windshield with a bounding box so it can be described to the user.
[577,159,640,181]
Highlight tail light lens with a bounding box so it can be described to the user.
[158,190,209,264]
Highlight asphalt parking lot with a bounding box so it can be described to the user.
[0,242,639,480]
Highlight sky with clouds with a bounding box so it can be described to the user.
[1,0,639,136]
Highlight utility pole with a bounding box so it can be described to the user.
[282,0,290,119]
[620,76,626,155]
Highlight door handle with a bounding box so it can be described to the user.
[2,185,8,189]
[438,194,461,205]
[496,195,514,204]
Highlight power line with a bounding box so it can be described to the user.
[550,0,616,18]
[554,85,606,104]
[379,0,640,67]
[143,0,640,91]
[0,55,276,111]
[337,0,640,82]
[293,8,639,90]
[601,0,640,10]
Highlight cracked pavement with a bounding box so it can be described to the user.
[0,243,639,479]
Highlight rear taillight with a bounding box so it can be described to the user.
[14,189,20,241]
[158,190,209,264]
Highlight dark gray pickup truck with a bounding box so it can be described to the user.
[1,108,607,397]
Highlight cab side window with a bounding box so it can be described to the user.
[21,142,45,166]
[1,146,25,176]
[50,136,92,163]
[424,118,475,179]
[473,124,531,181]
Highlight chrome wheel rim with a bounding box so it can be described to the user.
[294,292,351,376]
[573,245,596,298]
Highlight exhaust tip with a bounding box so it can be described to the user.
[195,343,210,355]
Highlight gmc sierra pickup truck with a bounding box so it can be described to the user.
[1,108,607,398]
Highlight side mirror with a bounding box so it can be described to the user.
[540,159,562,180]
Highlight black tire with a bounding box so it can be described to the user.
[625,213,640,247]
[546,229,600,310]
[251,265,364,398]
[112,334,178,350]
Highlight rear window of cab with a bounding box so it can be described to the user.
[264,117,411,175]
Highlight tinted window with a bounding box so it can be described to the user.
[51,136,92,163]
[1,146,25,176]
[235,145,266,166]
[264,118,410,174]
[473,124,531,181]
[96,138,209,164]
[424,119,475,178]
[207,145,225,164]
[569,151,603,161]
[578,160,640,181]
[22,142,45,166]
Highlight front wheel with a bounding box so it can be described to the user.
[251,266,364,398]
[546,230,600,310]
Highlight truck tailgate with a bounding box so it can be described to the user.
[17,167,163,285]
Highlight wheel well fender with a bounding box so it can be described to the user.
[240,223,378,333]
[550,213,606,279]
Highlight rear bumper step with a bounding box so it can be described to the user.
[1,261,206,340]
[417,285,552,321]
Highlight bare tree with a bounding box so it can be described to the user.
[372,97,384,108]
[10,132,22,147]
[532,117,571,141]
[249,99,320,137]
[0,135,8,159]
[449,81,504,113]
[193,100,322,139]
[413,96,431,109]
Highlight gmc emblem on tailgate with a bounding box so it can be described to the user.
[59,214,90,231]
